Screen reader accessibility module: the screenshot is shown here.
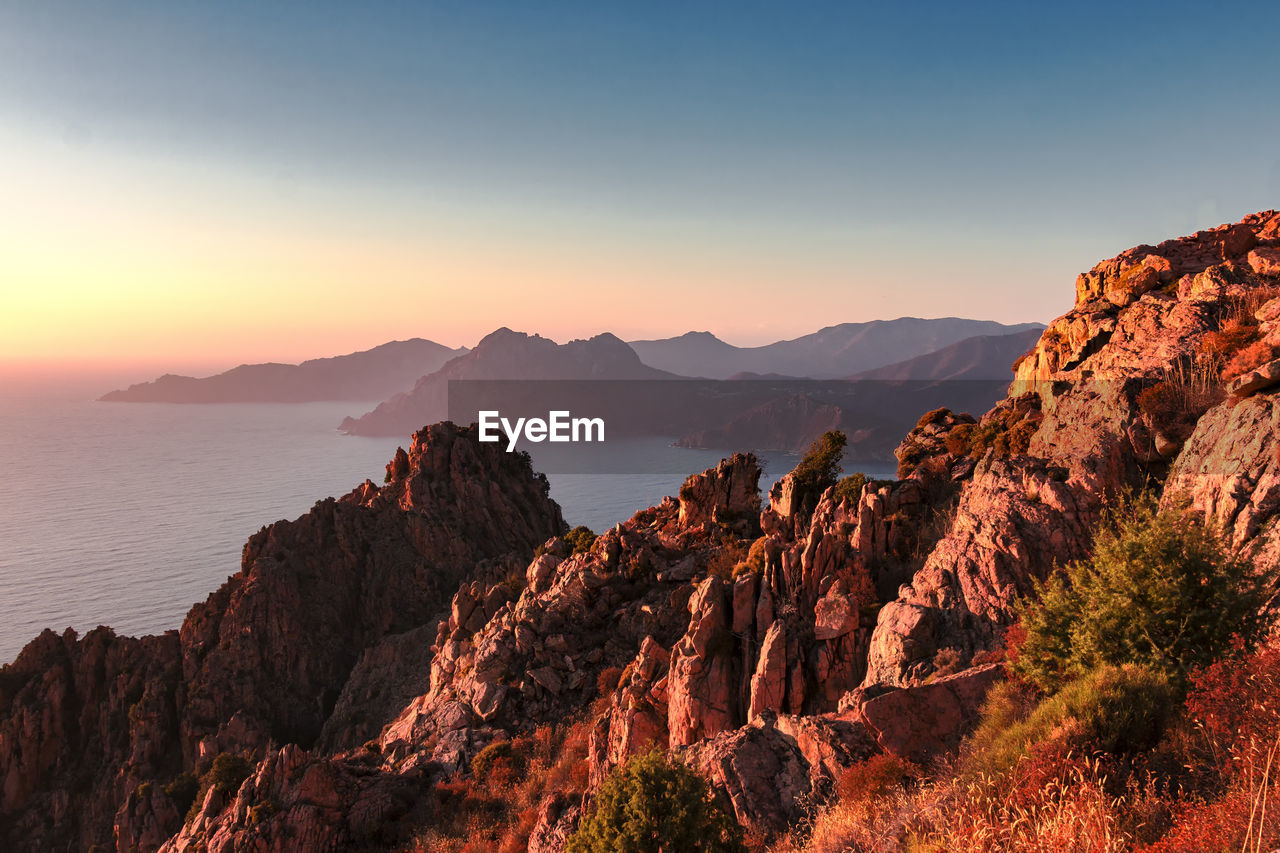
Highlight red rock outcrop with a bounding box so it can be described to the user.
[858,210,1280,693]
[12,213,1280,853]
[849,663,1003,762]
[0,628,183,852]
[679,713,877,838]
[0,422,564,853]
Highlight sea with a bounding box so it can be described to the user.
[0,377,892,663]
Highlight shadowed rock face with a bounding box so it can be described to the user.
[0,422,564,853]
[0,627,184,852]
[179,422,566,758]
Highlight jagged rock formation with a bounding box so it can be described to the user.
[6,212,1280,853]
[0,423,563,852]
[860,210,1280,692]
[0,628,184,851]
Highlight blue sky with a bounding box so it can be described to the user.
[1,1,1277,368]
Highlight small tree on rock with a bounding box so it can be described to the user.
[566,750,746,853]
[1014,494,1276,692]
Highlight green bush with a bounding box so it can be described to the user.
[964,664,1175,779]
[472,739,525,779]
[184,753,253,822]
[793,430,846,494]
[833,472,867,506]
[208,752,252,796]
[1014,495,1274,692]
[564,525,597,555]
[162,772,199,816]
[566,751,746,853]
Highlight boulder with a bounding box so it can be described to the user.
[1222,222,1260,258]
[1249,247,1280,277]
[854,664,1003,762]
[1229,358,1280,398]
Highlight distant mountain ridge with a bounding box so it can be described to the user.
[339,328,677,436]
[628,318,1045,379]
[846,328,1044,381]
[100,339,466,403]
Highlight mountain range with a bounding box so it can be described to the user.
[629,318,1044,379]
[845,327,1044,381]
[338,328,677,437]
[101,319,1044,408]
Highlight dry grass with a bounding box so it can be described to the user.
[401,712,596,853]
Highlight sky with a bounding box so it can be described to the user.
[1,1,1277,376]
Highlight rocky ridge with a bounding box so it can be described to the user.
[4,211,1280,851]
[0,423,564,852]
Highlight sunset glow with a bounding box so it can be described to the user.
[2,2,1278,375]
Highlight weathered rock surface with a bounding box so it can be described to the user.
[0,628,183,852]
[0,423,564,853]
[680,714,877,837]
[11,213,1280,853]
[1164,391,1280,566]
[1229,358,1280,397]
[160,744,424,853]
[852,663,1003,762]
[863,457,1096,688]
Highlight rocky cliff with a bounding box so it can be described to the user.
[0,422,564,852]
[5,211,1280,852]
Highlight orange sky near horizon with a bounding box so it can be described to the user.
[1,130,1071,377]
[4,3,1278,382]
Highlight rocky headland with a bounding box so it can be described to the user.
[101,339,466,404]
[4,211,1280,851]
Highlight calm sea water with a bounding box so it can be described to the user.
[0,381,866,663]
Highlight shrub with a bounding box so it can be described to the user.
[833,472,867,506]
[564,526,597,555]
[929,647,964,679]
[785,430,848,522]
[184,753,253,822]
[1197,316,1258,362]
[738,537,769,578]
[706,538,748,580]
[1013,495,1274,692]
[792,431,846,495]
[1136,365,1223,441]
[1140,643,1280,851]
[943,398,1041,461]
[596,665,625,697]
[963,664,1175,781]
[944,423,974,456]
[162,772,199,814]
[837,754,911,804]
[916,408,953,430]
[472,739,526,781]
[208,753,252,796]
[566,751,746,853]
[1222,339,1280,381]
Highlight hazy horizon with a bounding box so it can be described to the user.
[3,2,1278,370]
[0,313,1050,386]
